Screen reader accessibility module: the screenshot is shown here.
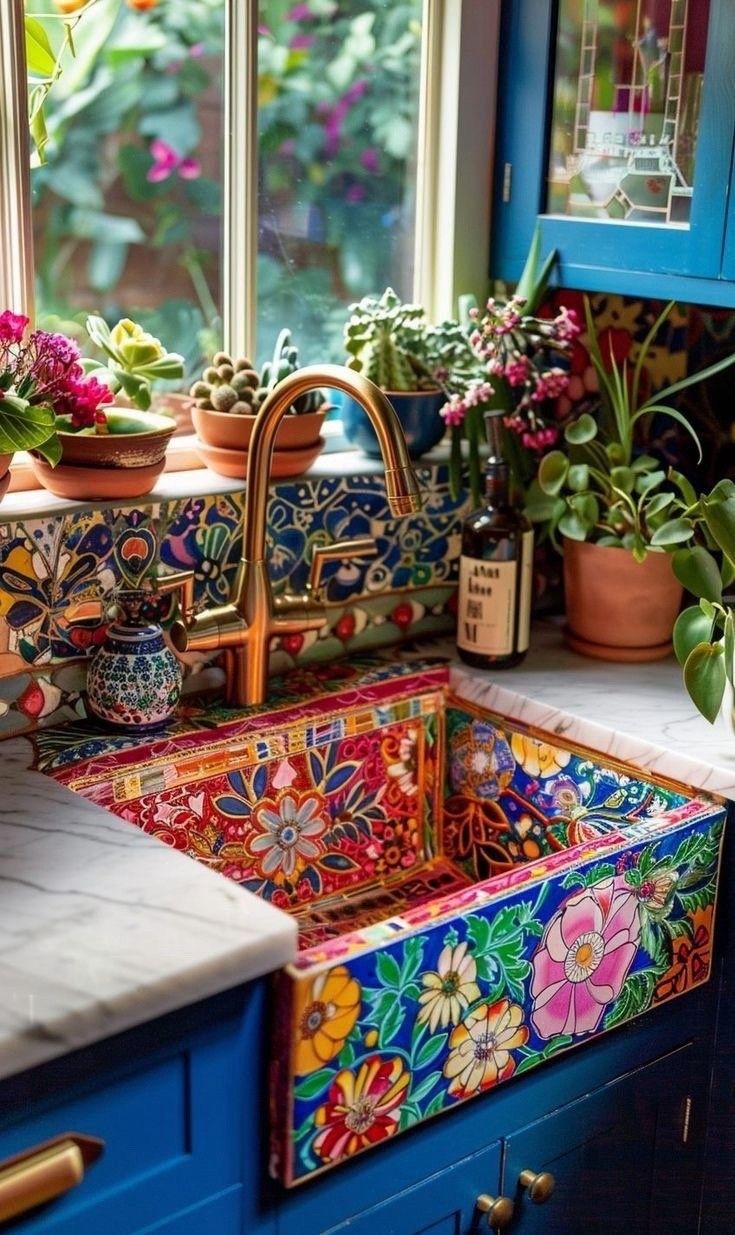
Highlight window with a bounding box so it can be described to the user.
[1,0,498,494]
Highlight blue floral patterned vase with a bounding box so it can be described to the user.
[86,589,182,732]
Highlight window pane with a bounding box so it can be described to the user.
[30,0,225,379]
[257,0,424,363]
[547,0,710,226]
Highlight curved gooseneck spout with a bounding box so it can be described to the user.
[171,364,423,707]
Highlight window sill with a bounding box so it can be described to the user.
[0,432,451,523]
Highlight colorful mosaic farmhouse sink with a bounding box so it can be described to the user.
[35,657,726,1186]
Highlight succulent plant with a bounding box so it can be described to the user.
[189,351,263,416]
[190,329,325,416]
[343,287,440,393]
[84,315,184,411]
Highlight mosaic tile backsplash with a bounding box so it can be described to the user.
[0,464,468,737]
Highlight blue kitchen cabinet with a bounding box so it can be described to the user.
[0,984,276,1235]
[0,976,718,1234]
[492,0,735,305]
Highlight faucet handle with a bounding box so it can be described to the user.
[156,570,196,621]
[308,536,378,598]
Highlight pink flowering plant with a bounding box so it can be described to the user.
[435,294,581,505]
[0,308,184,467]
[0,309,110,464]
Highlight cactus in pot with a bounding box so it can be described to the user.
[343,287,439,392]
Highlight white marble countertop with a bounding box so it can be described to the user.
[448,619,735,801]
[0,737,297,1082]
[1,618,731,1084]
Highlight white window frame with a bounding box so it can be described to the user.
[0,0,499,500]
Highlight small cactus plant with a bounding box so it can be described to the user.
[343,288,440,392]
[190,329,326,416]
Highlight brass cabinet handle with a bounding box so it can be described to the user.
[475,1192,515,1231]
[518,1167,556,1204]
[0,1133,104,1223]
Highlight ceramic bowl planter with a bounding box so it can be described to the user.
[31,409,176,500]
[563,538,683,662]
[340,389,446,458]
[192,404,327,479]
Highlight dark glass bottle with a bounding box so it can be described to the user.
[456,415,533,669]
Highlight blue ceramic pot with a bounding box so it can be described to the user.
[340,389,446,458]
[86,590,182,732]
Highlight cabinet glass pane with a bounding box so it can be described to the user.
[547,0,710,226]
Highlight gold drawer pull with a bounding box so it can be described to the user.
[0,1133,104,1222]
[518,1166,556,1204]
[475,1192,515,1231]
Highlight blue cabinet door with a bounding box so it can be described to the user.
[321,1142,503,1235]
[492,0,735,305]
[502,1041,702,1235]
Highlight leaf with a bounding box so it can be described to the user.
[635,469,666,495]
[671,545,723,603]
[702,487,735,565]
[25,16,56,77]
[379,998,404,1046]
[611,466,635,493]
[604,970,658,1030]
[558,509,590,541]
[324,762,359,793]
[252,763,268,799]
[411,1070,443,1104]
[684,643,727,723]
[317,853,361,872]
[567,463,590,492]
[375,952,401,988]
[630,404,702,461]
[400,934,425,984]
[414,1034,447,1070]
[673,606,715,666]
[538,450,569,496]
[0,398,57,454]
[294,1068,334,1100]
[214,794,251,818]
[725,611,735,688]
[650,517,694,547]
[424,1093,446,1118]
[564,413,598,445]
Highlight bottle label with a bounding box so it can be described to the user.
[457,531,534,657]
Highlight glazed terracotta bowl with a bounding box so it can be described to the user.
[54,409,176,469]
[30,456,166,501]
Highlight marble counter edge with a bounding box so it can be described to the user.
[0,740,297,1082]
[449,657,735,801]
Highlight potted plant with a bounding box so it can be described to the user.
[29,315,185,500]
[673,478,735,726]
[526,298,735,661]
[0,309,62,502]
[190,329,328,479]
[341,287,446,458]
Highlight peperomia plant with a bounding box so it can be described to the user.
[526,298,735,560]
[673,479,735,724]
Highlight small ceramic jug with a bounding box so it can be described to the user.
[86,588,183,732]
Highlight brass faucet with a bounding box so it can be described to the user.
[170,364,422,707]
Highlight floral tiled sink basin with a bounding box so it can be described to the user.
[35,657,726,1187]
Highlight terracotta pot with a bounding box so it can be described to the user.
[563,538,684,662]
[53,409,176,469]
[0,452,12,503]
[30,456,166,501]
[192,405,326,452]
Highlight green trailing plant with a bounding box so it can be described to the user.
[343,287,439,392]
[190,329,323,416]
[526,297,735,560]
[673,479,735,724]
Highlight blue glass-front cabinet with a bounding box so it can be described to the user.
[491,0,735,305]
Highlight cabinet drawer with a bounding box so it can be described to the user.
[0,1002,247,1234]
